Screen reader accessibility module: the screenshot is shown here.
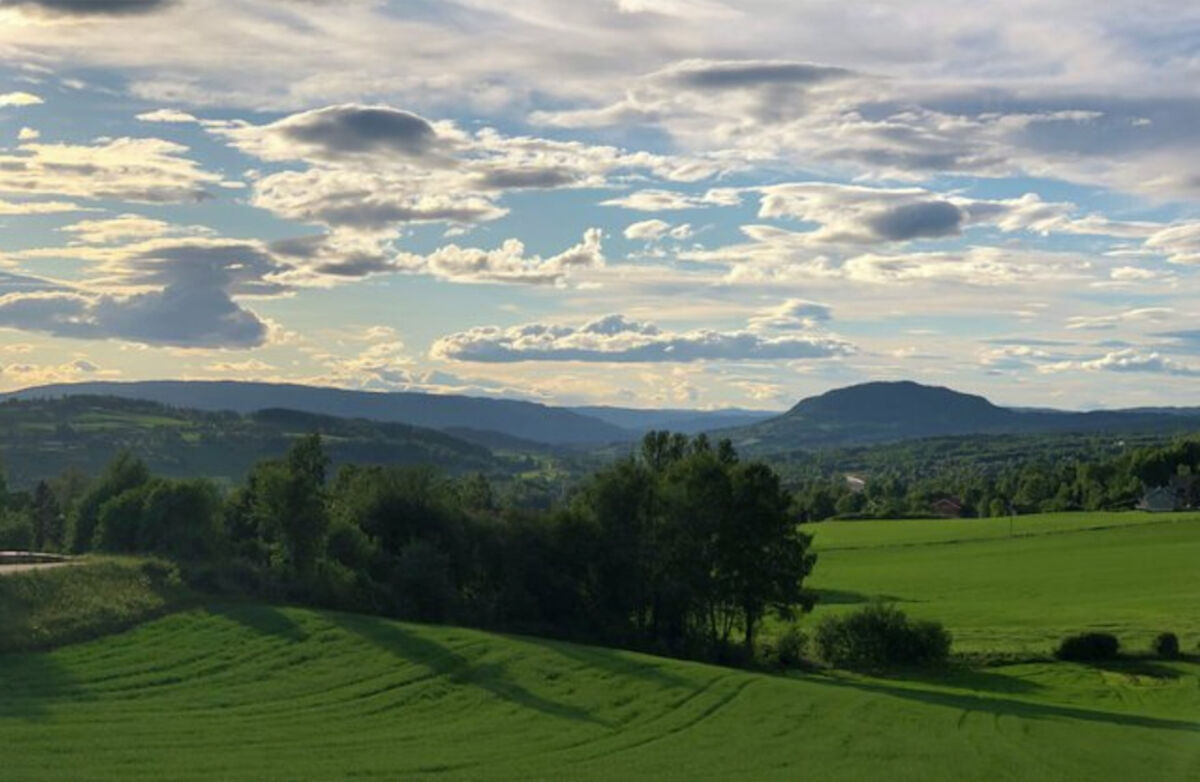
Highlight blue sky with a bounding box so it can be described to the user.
[1,0,1199,409]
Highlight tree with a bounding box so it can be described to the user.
[30,480,63,552]
[253,435,330,583]
[72,451,150,552]
[721,462,816,655]
[138,479,223,560]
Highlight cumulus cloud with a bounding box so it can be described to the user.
[0,137,227,203]
[271,228,605,287]
[747,299,833,331]
[601,188,740,211]
[0,92,43,107]
[219,104,717,237]
[136,108,198,123]
[252,168,507,233]
[753,183,1114,246]
[219,104,453,165]
[431,312,853,363]
[623,219,693,241]
[0,357,109,391]
[685,225,1092,286]
[1144,223,1200,265]
[1039,349,1200,377]
[59,214,209,244]
[405,228,604,286]
[0,238,286,348]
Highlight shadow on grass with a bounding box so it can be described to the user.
[815,672,1200,733]
[879,665,1045,696]
[1088,657,1184,680]
[812,589,910,605]
[511,633,693,691]
[204,602,309,643]
[325,611,605,726]
[0,651,79,721]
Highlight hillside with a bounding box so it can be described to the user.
[0,396,509,486]
[730,381,1200,453]
[3,381,632,446]
[2,515,1198,781]
[2,600,1196,782]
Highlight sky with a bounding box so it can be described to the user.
[1,1,1200,410]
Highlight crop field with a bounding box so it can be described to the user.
[2,512,1197,781]
[1,603,1197,782]
[807,511,1200,653]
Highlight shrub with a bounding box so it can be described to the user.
[1152,632,1180,659]
[1055,632,1120,661]
[0,512,34,550]
[776,624,808,668]
[814,602,951,668]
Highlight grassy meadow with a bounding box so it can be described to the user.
[1,603,1197,782]
[806,511,1200,654]
[1,510,1197,781]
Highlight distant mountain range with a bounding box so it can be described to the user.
[0,396,509,487]
[1,381,774,447]
[6,379,1200,455]
[724,380,1200,452]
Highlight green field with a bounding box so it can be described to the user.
[807,511,1200,653]
[2,512,1197,781]
[2,603,1197,782]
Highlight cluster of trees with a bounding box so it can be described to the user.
[789,437,1200,520]
[1,431,816,661]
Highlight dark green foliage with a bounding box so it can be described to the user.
[37,431,816,666]
[814,602,952,668]
[247,435,331,583]
[71,450,150,553]
[788,432,1200,521]
[1054,632,1120,661]
[92,478,223,560]
[1152,632,1180,659]
[0,511,34,550]
[30,480,63,551]
[774,624,808,668]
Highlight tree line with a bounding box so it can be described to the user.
[789,436,1200,520]
[0,431,815,663]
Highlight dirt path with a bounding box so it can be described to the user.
[0,561,74,575]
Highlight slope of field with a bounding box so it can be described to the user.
[2,603,1197,782]
[808,512,1200,653]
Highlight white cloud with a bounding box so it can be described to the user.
[747,299,833,331]
[59,214,210,244]
[1065,307,1174,331]
[0,137,227,203]
[0,238,287,348]
[1040,349,1200,377]
[431,312,853,363]
[136,108,199,123]
[0,92,43,107]
[601,187,740,211]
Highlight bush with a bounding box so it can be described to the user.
[0,512,34,550]
[1152,632,1180,659]
[776,624,808,668]
[1055,632,1120,661]
[814,602,951,668]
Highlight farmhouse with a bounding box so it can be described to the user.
[930,496,965,518]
